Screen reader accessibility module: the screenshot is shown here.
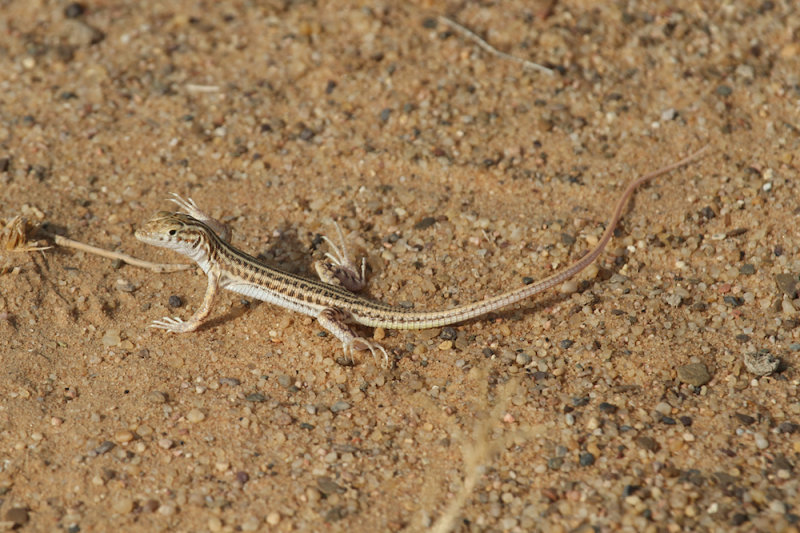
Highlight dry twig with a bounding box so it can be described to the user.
[438,16,554,76]
[0,215,190,274]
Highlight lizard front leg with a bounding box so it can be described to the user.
[149,269,221,333]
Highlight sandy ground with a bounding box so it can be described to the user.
[1,0,799,531]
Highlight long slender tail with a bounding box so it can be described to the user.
[366,145,709,330]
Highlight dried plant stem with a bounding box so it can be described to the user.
[438,16,554,76]
[48,233,191,273]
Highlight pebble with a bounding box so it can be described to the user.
[579,452,595,466]
[245,393,267,402]
[266,511,281,525]
[147,391,167,404]
[734,413,756,426]
[743,350,780,376]
[775,273,798,298]
[664,293,683,307]
[598,402,618,414]
[559,279,578,294]
[115,279,135,292]
[753,433,768,450]
[317,477,346,495]
[168,295,183,307]
[208,517,223,532]
[739,263,755,275]
[219,377,241,387]
[158,438,174,450]
[101,329,121,347]
[60,19,105,47]
[769,501,786,514]
[241,515,260,531]
[723,295,744,307]
[114,430,134,443]
[157,504,176,516]
[64,2,85,18]
[94,441,115,455]
[142,499,159,513]
[5,507,29,527]
[439,327,457,340]
[636,436,660,452]
[654,402,672,416]
[112,497,134,514]
[677,363,711,386]
[414,216,436,230]
[715,84,733,96]
[331,401,350,413]
[186,409,205,423]
[515,352,532,365]
[661,108,677,121]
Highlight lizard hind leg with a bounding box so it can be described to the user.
[313,221,366,292]
[317,307,388,366]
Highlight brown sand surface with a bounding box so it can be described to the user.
[1,1,799,531]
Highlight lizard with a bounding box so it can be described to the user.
[134,146,707,364]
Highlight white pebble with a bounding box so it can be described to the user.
[266,511,281,526]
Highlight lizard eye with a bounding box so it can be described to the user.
[168,229,177,236]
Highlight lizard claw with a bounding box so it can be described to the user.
[168,193,202,217]
[149,316,196,333]
[346,337,389,366]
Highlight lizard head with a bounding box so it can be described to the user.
[135,211,212,259]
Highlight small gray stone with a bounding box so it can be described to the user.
[598,402,618,414]
[739,264,756,275]
[715,84,733,96]
[317,476,346,495]
[743,350,780,376]
[330,401,350,413]
[439,327,457,340]
[94,440,115,455]
[414,217,436,230]
[775,273,798,298]
[677,363,711,386]
[245,393,267,403]
[636,436,660,452]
